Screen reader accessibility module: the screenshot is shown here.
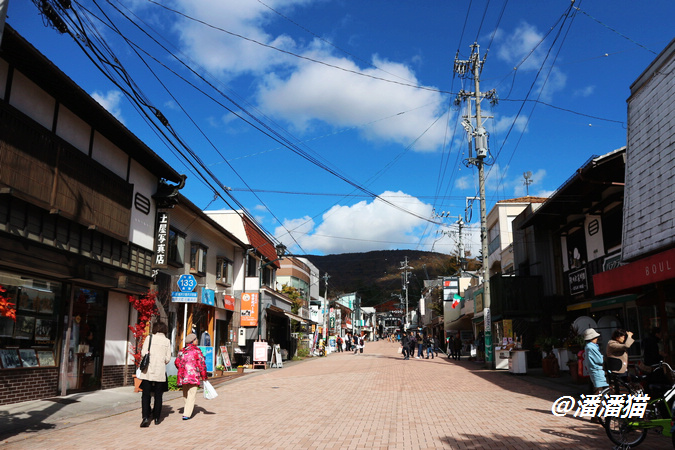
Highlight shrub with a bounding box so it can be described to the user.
[167,375,179,391]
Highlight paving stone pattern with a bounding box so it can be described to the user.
[1,340,671,449]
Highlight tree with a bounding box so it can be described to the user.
[127,290,158,368]
[280,284,303,314]
[0,285,16,321]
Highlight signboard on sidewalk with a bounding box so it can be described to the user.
[253,341,267,363]
[220,345,232,370]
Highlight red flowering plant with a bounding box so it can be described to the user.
[0,284,16,321]
[127,290,158,368]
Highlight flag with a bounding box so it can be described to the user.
[452,294,461,309]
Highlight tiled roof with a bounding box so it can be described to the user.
[498,196,548,204]
[242,215,280,268]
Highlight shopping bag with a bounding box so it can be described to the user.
[397,347,402,354]
[203,380,218,400]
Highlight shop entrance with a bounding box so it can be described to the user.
[62,287,107,393]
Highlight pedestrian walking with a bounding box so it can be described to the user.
[400,332,409,360]
[138,321,172,427]
[453,334,462,360]
[175,333,208,420]
[336,335,343,352]
[447,335,454,359]
[425,335,434,359]
[416,332,424,359]
[408,331,416,358]
[345,333,352,353]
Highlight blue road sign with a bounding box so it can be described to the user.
[177,274,197,292]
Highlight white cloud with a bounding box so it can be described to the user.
[274,191,434,254]
[91,90,124,123]
[574,85,595,97]
[256,52,448,151]
[495,22,567,101]
[170,0,449,152]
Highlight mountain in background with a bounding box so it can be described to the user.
[302,250,467,308]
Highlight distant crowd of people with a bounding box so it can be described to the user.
[398,331,440,360]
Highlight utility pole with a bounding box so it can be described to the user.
[455,43,496,367]
[400,257,413,331]
[457,216,465,268]
[322,273,330,341]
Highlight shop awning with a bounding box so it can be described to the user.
[593,247,675,295]
[566,294,637,311]
[284,311,307,324]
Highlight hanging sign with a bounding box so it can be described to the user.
[240,293,259,327]
[201,289,215,306]
[152,211,169,269]
[199,346,214,373]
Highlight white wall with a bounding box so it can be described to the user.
[91,131,128,179]
[9,71,54,130]
[104,291,132,366]
[55,105,90,155]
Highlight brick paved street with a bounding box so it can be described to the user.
[2,340,671,449]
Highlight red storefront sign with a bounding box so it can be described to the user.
[223,295,235,311]
[593,247,675,295]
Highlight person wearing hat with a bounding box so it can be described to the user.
[174,333,208,420]
[583,328,608,393]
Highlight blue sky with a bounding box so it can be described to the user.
[6,1,675,256]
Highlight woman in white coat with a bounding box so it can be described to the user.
[138,321,172,427]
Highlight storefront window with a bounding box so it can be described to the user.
[0,271,61,370]
[64,287,107,392]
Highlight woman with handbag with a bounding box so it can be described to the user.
[175,333,207,420]
[138,321,172,427]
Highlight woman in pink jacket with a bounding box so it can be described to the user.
[174,333,207,420]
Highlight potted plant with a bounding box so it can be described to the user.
[564,326,587,383]
[215,364,225,376]
[535,336,560,377]
[237,365,245,374]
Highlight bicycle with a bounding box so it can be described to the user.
[603,361,675,448]
[594,358,645,428]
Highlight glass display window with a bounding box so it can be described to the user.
[0,271,61,369]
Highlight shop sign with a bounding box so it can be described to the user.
[475,292,483,311]
[240,293,259,327]
[152,210,169,269]
[201,289,215,306]
[568,267,588,295]
[199,346,214,372]
[443,277,459,301]
[223,295,235,311]
[172,291,198,303]
[594,247,675,295]
[602,253,622,272]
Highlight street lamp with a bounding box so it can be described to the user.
[257,243,288,341]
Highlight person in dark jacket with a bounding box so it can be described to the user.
[400,333,409,360]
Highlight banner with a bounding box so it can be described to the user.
[240,293,259,327]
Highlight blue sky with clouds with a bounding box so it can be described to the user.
[6,0,675,256]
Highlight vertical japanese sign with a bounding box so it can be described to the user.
[240,293,259,327]
[153,210,169,269]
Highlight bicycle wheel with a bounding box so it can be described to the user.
[604,416,647,447]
